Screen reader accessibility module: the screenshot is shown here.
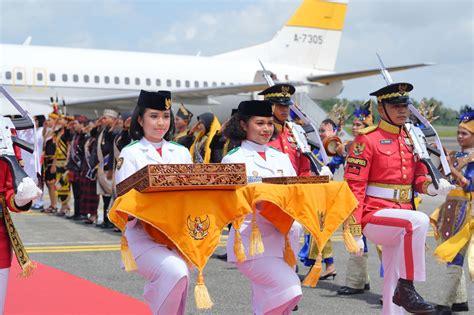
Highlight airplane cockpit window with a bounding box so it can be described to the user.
[194,81,199,88]
[5,71,12,80]
[37,73,43,81]
[185,80,190,88]
[135,78,140,85]
[203,81,208,87]
[62,74,68,82]
[17,72,23,80]
[115,77,120,84]
[125,77,130,85]
[176,80,181,87]
[212,82,217,87]
[156,79,161,86]
[146,78,151,86]
[84,75,90,83]
[50,73,56,82]
[73,74,79,82]
[94,75,100,83]
[104,76,110,84]
[166,79,171,87]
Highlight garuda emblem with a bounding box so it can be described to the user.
[187,215,210,240]
[352,143,365,156]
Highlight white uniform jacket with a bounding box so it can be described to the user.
[222,140,301,262]
[115,137,192,258]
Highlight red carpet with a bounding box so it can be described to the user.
[5,262,150,314]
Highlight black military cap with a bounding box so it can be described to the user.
[137,90,172,110]
[176,104,193,121]
[258,84,295,106]
[370,82,413,104]
[238,100,273,117]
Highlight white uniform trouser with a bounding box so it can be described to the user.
[362,209,429,315]
[125,221,189,315]
[0,268,8,315]
[237,257,302,315]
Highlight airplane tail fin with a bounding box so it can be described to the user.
[215,0,348,71]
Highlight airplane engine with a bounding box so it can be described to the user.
[306,81,344,101]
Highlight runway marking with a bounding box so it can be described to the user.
[26,231,434,253]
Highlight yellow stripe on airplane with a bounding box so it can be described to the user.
[286,0,348,31]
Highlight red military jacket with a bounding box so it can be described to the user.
[0,147,29,268]
[268,122,311,176]
[344,120,431,231]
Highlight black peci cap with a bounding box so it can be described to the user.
[238,100,273,117]
[137,90,172,110]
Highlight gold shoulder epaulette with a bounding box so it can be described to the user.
[358,125,377,135]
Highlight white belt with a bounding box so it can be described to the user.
[366,185,413,202]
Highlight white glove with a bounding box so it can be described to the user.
[319,166,333,179]
[14,177,42,207]
[352,235,365,257]
[427,178,456,196]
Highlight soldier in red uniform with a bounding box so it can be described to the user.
[344,82,454,314]
[260,84,312,176]
[0,144,42,313]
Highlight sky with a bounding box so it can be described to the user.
[0,0,472,109]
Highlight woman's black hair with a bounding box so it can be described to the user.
[129,106,175,141]
[223,113,279,141]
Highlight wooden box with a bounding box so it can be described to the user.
[262,175,330,185]
[116,163,247,196]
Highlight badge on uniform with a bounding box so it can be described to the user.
[186,215,210,240]
[352,143,365,156]
[116,157,124,170]
[380,139,392,145]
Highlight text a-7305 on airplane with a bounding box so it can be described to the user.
[0,0,432,121]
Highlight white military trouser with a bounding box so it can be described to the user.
[0,268,8,315]
[125,220,189,315]
[362,209,429,315]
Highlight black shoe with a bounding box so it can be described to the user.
[319,271,337,280]
[292,304,298,311]
[451,302,469,312]
[337,286,365,295]
[72,214,87,221]
[216,253,227,261]
[392,279,435,314]
[435,305,452,315]
[97,222,114,229]
[364,283,370,291]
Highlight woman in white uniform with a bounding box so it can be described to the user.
[115,90,192,315]
[222,100,303,315]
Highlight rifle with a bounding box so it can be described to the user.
[258,60,327,174]
[376,54,450,189]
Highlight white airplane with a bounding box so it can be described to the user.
[0,0,431,120]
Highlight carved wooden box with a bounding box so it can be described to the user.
[262,175,330,185]
[116,163,247,196]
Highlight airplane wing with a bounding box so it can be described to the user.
[64,81,304,107]
[307,63,435,84]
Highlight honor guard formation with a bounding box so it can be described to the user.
[0,80,472,315]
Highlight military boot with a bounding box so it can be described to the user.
[392,278,435,314]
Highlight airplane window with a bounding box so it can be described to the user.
[185,80,190,88]
[5,71,11,80]
[84,75,90,83]
[17,72,23,80]
[221,82,225,86]
[49,73,56,82]
[114,77,120,84]
[212,82,217,87]
[146,78,151,86]
[104,76,110,84]
[156,79,161,86]
[176,80,181,88]
[166,79,171,87]
[94,75,100,83]
[203,81,208,87]
[125,77,130,85]
[194,81,199,88]
[62,74,68,82]
[135,78,140,85]
[73,74,79,82]
[37,73,43,81]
